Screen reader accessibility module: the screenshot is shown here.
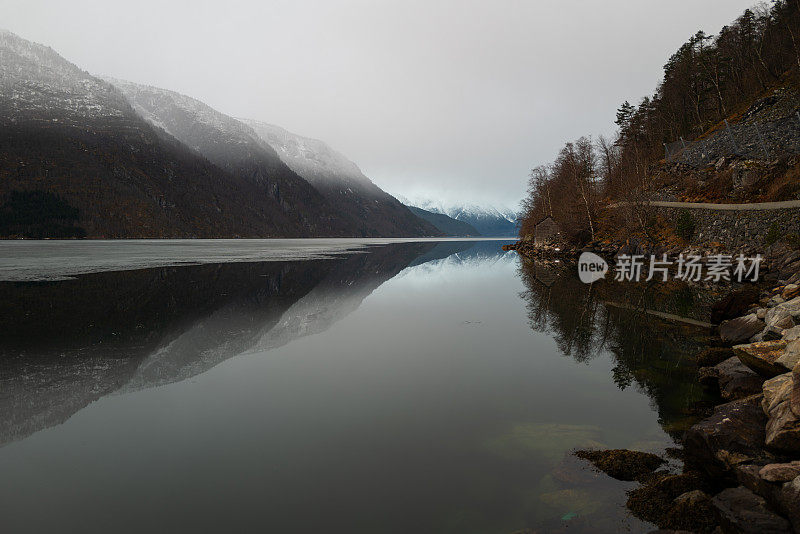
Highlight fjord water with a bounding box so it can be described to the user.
[0,240,709,533]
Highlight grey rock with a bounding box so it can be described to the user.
[782,325,800,341]
[775,339,800,370]
[768,296,786,307]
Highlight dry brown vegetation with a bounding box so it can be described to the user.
[520,1,800,244]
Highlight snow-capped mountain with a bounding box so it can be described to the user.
[106,80,439,237]
[0,29,130,124]
[396,196,519,237]
[0,30,306,238]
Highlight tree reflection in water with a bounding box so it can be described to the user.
[517,256,718,438]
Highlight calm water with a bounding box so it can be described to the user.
[0,240,712,533]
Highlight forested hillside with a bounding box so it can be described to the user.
[519,1,800,245]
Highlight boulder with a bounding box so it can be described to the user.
[699,357,764,400]
[735,464,781,506]
[779,476,800,532]
[759,461,800,483]
[721,314,766,344]
[711,486,791,533]
[761,372,800,452]
[783,325,800,341]
[775,339,800,370]
[765,401,800,452]
[762,373,793,415]
[734,340,789,377]
[712,288,760,324]
[684,395,770,479]
[765,308,795,331]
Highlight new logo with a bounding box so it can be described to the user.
[578,252,609,283]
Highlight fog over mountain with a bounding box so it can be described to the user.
[244,119,437,237]
[0,0,757,208]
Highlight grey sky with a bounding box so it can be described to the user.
[3,0,759,208]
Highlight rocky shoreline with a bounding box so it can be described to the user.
[507,240,800,533]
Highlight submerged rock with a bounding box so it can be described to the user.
[484,423,605,464]
[573,449,664,482]
[720,314,766,344]
[711,486,791,533]
[684,395,770,479]
[734,340,789,377]
[626,471,714,532]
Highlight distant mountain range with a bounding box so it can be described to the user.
[397,197,519,237]
[0,30,440,238]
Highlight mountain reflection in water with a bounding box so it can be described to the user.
[0,241,716,534]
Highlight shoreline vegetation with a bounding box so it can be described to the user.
[510,2,800,531]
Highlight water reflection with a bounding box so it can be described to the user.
[0,241,489,446]
[0,242,714,534]
[517,256,717,437]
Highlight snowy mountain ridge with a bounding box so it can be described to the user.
[104,78,270,155]
[395,195,519,237]
[395,195,518,223]
[1,30,130,122]
[241,120,371,189]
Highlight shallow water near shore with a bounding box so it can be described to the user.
[0,239,715,533]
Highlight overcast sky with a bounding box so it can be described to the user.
[3,0,759,208]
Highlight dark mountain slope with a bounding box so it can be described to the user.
[107,79,368,236]
[406,206,480,236]
[0,30,306,238]
[244,120,442,237]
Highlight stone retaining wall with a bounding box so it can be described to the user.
[654,206,800,249]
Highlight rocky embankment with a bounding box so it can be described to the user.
[506,242,800,532]
[679,265,800,533]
